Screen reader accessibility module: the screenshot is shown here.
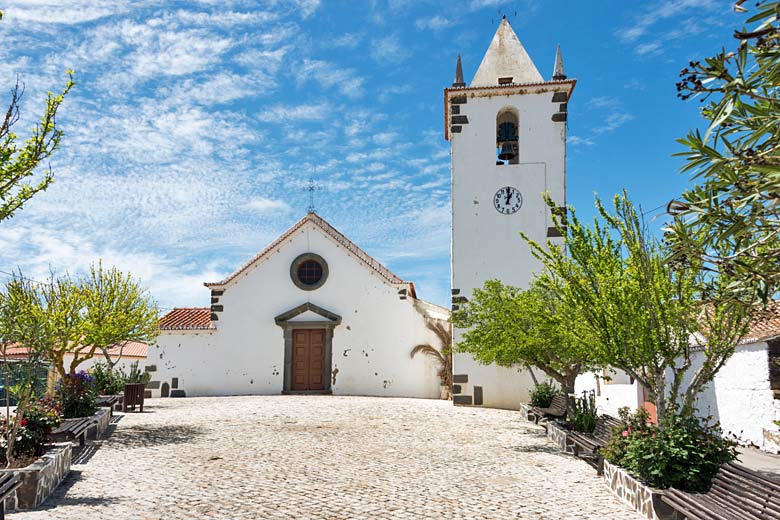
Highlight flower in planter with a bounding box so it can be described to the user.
[57,372,98,419]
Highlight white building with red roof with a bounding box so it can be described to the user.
[149,212,449,399]
[575,303,780,452]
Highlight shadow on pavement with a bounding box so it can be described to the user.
[34,470,123,510]
[506,444,562,455]
[110,424,205,449]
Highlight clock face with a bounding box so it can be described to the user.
[493,186,523,214]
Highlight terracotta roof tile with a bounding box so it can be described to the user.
[3,341,148,359]
[205,212,406,288]
[742,301,780,344]
[159,308,214,331]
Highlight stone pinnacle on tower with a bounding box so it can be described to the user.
[453,53,466,88]
[552,44,566,81]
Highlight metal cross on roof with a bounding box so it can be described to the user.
[304,177,322,213]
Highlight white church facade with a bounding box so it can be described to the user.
[447,18,574,409]
[149,213,449,399]
[150,18,571,406]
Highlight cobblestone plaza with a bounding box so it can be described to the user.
[11,396,642,519]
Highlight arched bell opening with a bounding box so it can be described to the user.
[496,108,519,165]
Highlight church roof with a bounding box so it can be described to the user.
[470,17,543,87]
[204,212,407,288]
[159,308,214,330]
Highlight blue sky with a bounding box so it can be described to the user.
[0,0,742,310]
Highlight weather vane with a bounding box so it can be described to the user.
[304,177,322,213]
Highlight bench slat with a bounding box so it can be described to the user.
[723,463,780,493]
[0,474,20,498]
[704,487,766,520]
[710,480,780,517]
[713,471,780,508]
[662,489,732,520]
[662,462,780,520]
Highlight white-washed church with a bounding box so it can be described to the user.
[149,18,570,405]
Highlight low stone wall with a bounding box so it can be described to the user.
[518,402,533,421]
[601,460,681,520]
[90,407,111,440]
[546,420,571,453]
[2,442,72,511]
[763,428,780,454]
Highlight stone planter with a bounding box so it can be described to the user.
[601,460,682,520]
[1,442,71,511]
[518,402,533,421]
[763,428,780,454]
[89,407,111,440]
[545,420,571,453]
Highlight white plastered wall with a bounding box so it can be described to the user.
[148,221,444,399]
[65,353,146,376]
[451,88,567,409]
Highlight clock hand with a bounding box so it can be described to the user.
[505,187,511,204]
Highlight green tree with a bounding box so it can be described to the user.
[0,66,74,222]
[526,193,752,423]
[36,264,159,378]
[0,275,49,466]
[452,278,596,396]
[666,1,780,303]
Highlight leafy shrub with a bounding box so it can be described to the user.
[91,361,126,395]
[23,397,62,456]
[0,397,62,465]
[125,361,151,385]
[604,407,737,491]
[0,421,37,465]
[57,371,98,419]
[602,407,652,466]
[530,382,559,407]
[569,391,598,433]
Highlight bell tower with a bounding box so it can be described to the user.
[446,18,575,409]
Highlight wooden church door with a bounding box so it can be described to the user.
[291,329,326,391]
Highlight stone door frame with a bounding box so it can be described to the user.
[274,302,341,394]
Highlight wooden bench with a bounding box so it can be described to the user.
[528,394,568,424]
[96,395,118,408]
[661,462,780,520]
[567,414,621,475]
[0,471,21,519]
[48,417,95,447]
[97,395,119,418]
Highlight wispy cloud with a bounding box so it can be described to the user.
[415,16,456,31]
[5,0,128,25]
[246,197,292,214]
[568,135,595,147]
[326,33,362,49]
[615,0,725,56]
[293,59,365,99]
[593,112,635,134]
[370,34,410,64]
[586,96,620,110]
[256,102,332,122]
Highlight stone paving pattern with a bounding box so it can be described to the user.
[11,396,643,519]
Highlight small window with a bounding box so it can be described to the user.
[496,108,519,165]
[290,253,329,291]
[297,260,323,285]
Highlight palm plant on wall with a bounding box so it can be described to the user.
[410,315,452,400]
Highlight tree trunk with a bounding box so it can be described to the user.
[527,366,539,386]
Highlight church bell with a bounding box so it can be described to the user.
[498,142,516,161]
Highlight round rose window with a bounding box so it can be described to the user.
[290,253,328,291]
